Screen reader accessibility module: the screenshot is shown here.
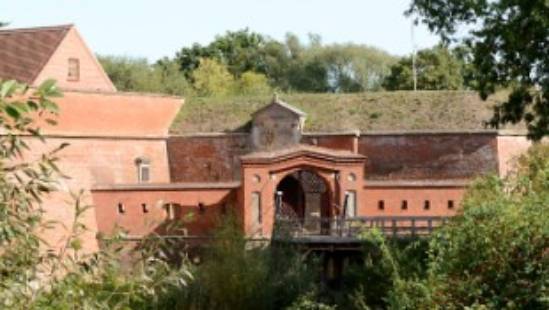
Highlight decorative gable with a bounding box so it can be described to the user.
[250,95,307,150]
[0,24,116,92]
[33,26,116,92]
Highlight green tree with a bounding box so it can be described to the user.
[287,58,330,93]
[235,71,271,95]
[98,55,191,95]
[154,58,193,95]
[178,217,318,309]
[407,0,549,140]
[176,29,267,79]
[0,79,65,308]
[98,55,159,91]
[383,144,549,309]
[383,45,464,90]
[319,43,397,92]
[174,30,397,93]
[191,58,234,97]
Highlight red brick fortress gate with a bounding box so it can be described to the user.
[239,144,366,237]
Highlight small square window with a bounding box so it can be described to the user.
[142,203,148,213]
[401,200,408,210]
[448,200,455,209]
[424,200,430,210]
[378,200,385,210]
[68,58,80,81]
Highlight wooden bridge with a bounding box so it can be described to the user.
[272,216,449,250]
[119,216,450,252]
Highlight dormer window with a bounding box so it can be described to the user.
[68,58,80,81]
[135,157,150,183]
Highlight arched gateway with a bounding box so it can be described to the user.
[275,170,331,235]
[239,97,366,238]
[240,144,366,237]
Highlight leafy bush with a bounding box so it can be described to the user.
[385,144,549,309]
[191,58,235,97]
[99,55,191,95]
[176,217,319,309]
[235,71,272,95]
[0,80,192,309]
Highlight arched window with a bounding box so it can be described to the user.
[135,157,151,183]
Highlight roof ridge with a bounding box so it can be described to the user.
[251,96,307,117]
[0,24,74,34]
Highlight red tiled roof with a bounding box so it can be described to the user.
[0,24,72,84]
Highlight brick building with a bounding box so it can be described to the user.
[0,25,535,252]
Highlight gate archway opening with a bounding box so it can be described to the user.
[275,169,332,235]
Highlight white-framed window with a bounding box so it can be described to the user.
[135,157,151,183]
[68,58,80,81]
[344,191,357,217]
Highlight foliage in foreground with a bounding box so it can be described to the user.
[167,218,319,310]
[364,144,549,309]
[408,0,548,140]
[0,80,191,309]
[1,78,546,309]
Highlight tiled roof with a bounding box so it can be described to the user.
[251,96,307,118]
[0,24,72,84]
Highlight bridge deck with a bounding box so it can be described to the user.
[273,216,449,240]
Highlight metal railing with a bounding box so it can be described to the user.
[274,216,449,239]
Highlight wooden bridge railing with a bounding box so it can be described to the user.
[274,216,450,239]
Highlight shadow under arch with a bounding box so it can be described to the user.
[274,169,333,235]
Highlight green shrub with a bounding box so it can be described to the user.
[172,216,319,309]
[0,80,192,309]
[386,144,549,309]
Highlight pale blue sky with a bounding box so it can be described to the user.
[1,0,440,61]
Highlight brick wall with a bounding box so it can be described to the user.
[167,134,251,182]
[92,187,237,236]
[302,133,356,152]
[24,136,171,253]
[168,132,499,182]
[358,133,498,180]
[496,135,533,177]
[361,185,464,217]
